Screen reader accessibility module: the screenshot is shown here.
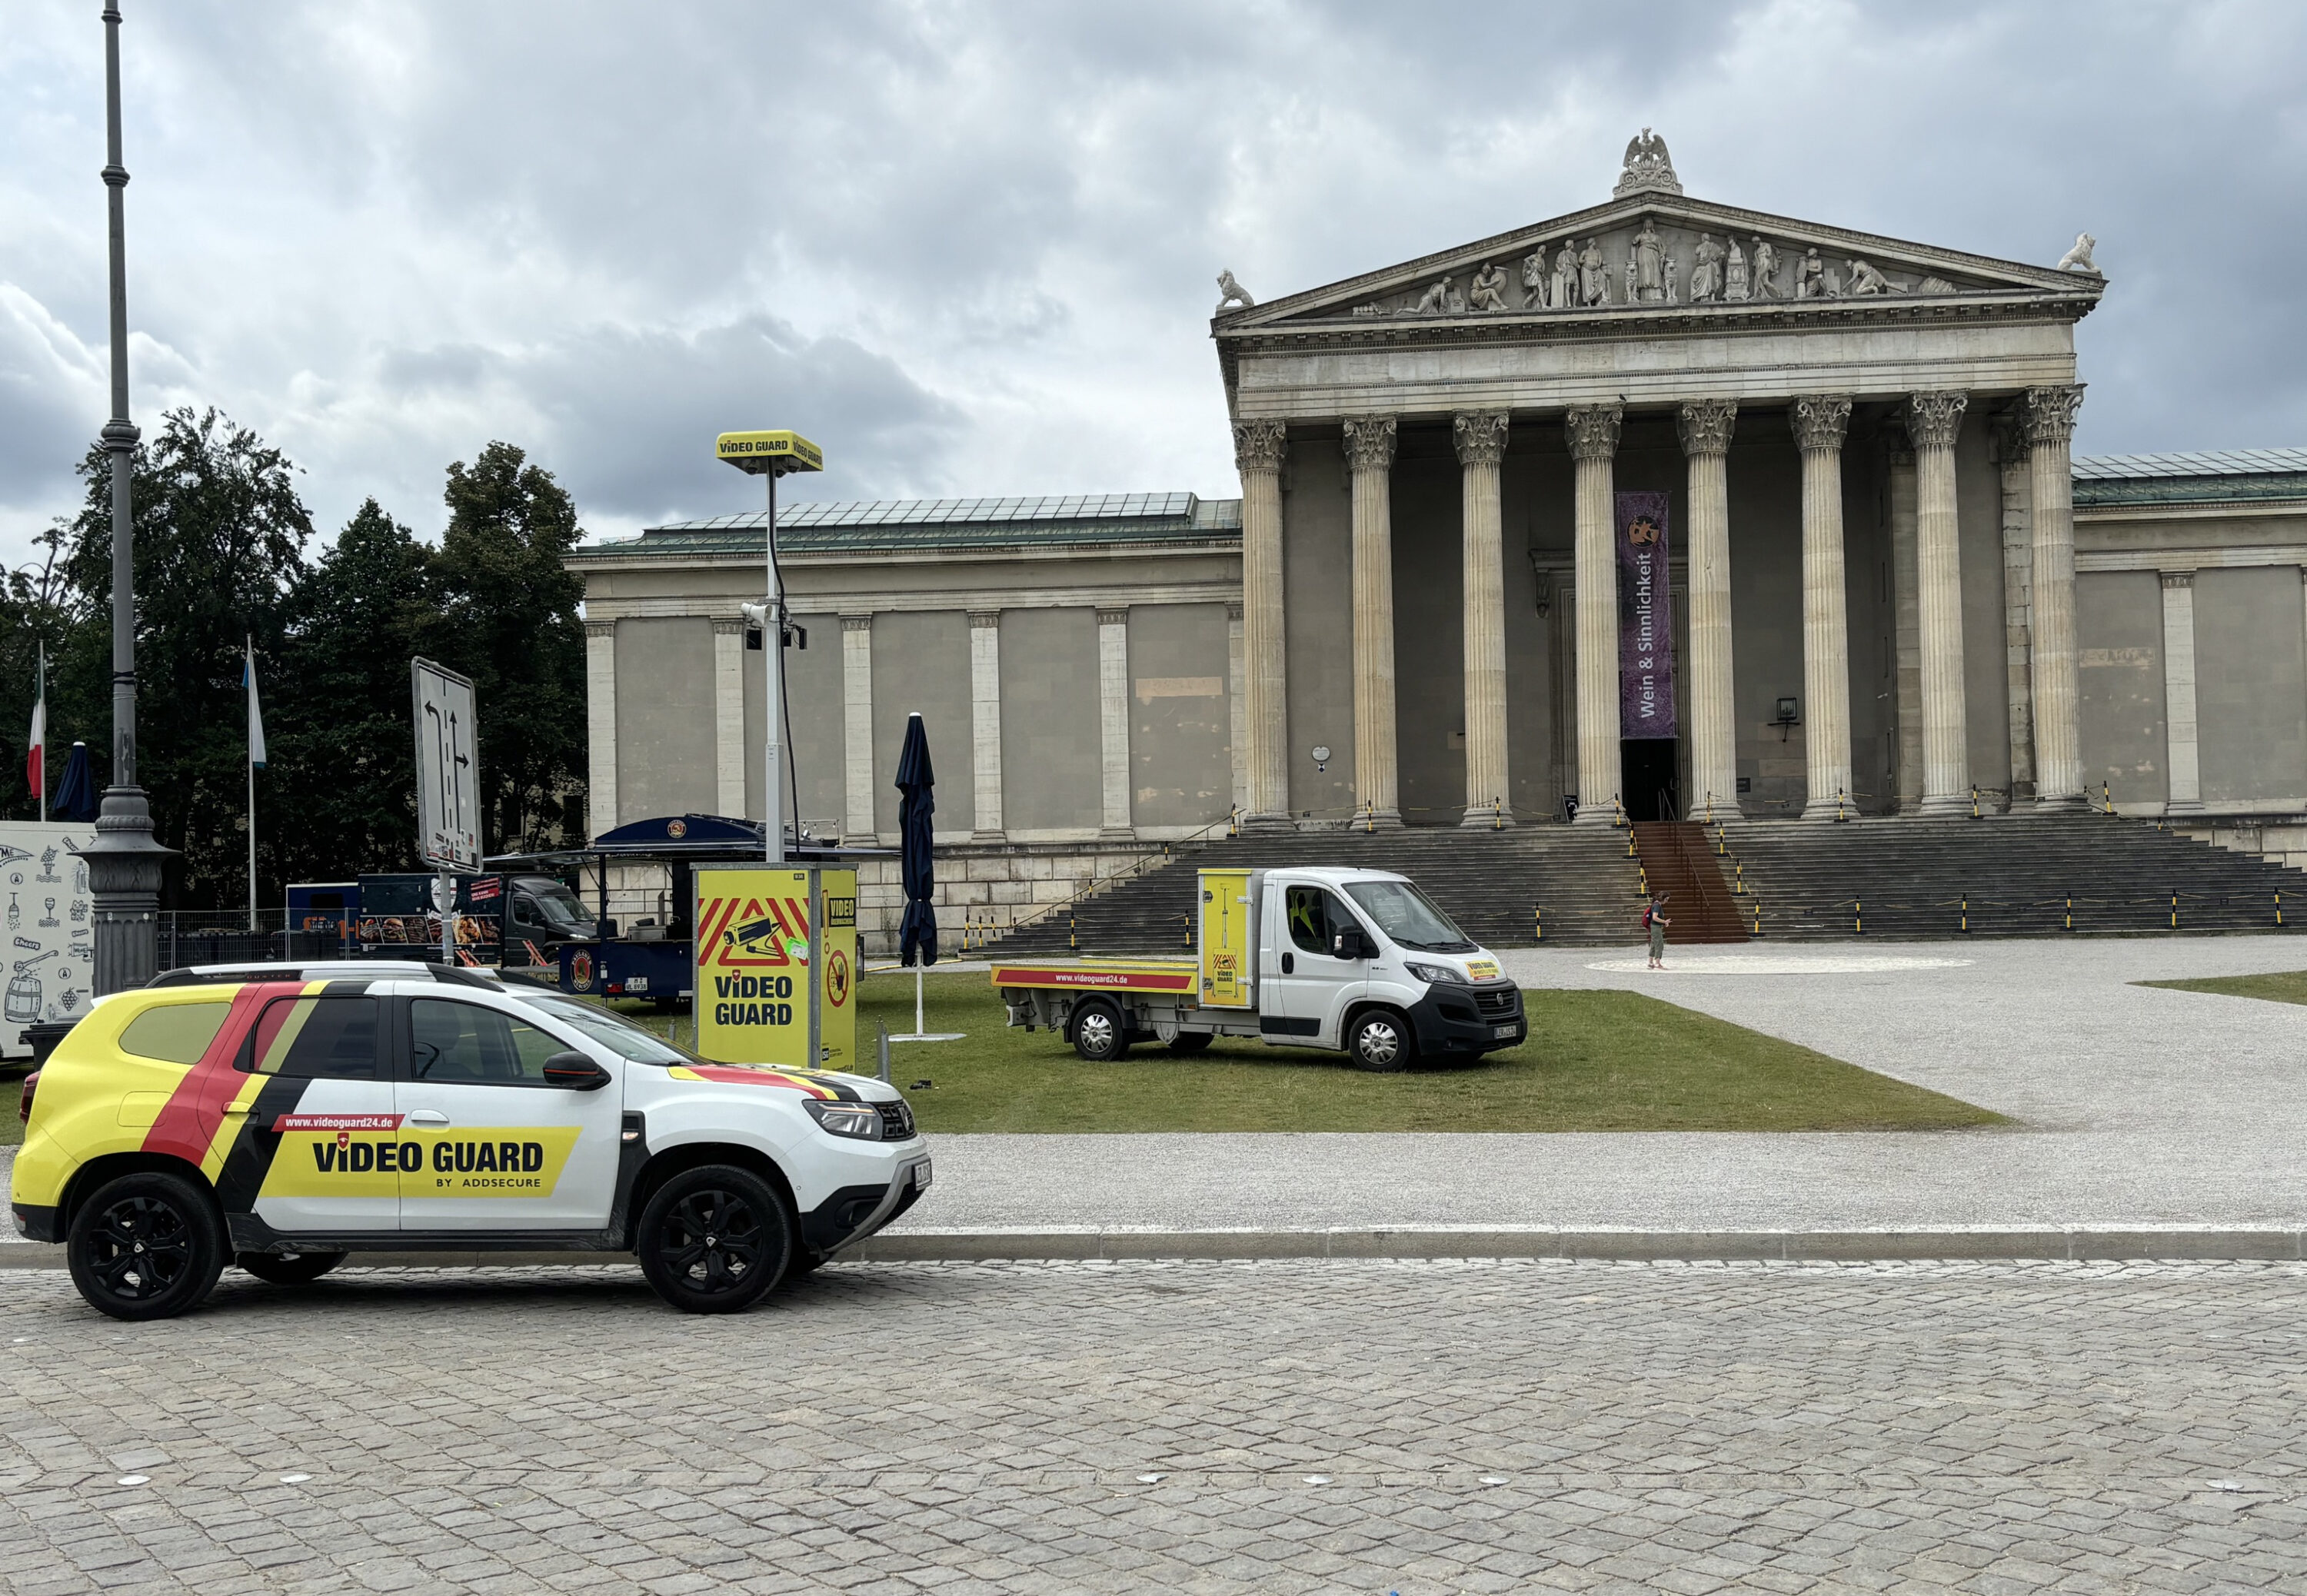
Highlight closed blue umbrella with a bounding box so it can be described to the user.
[894,713,937,967]
[52,742,98,823]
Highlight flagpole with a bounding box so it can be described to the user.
[246,634,257,933]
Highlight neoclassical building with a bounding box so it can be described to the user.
[568,136,2307,939]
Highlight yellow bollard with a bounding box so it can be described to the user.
[2170,889,2178,931]
[1969,783,1980,820]
[1751,899,1762,936]
[1854,899,1863,936]
[1733,860,1746,896]
[1069,909,1078,951]
[2065,894,2073,933]
[1960,894,1969,934]
[2279,889,2285,929]
[1533,905,1543,944]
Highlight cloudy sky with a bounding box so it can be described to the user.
[3,0,2303,563]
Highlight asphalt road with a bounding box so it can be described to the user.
[2,1258,2302,1594]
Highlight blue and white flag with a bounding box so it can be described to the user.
[245,640,266,769]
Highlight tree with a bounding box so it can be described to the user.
[53,407,312,903]
[269,499,437,884]
[429,442,588,855]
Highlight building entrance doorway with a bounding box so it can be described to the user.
[1621,739,1680,823]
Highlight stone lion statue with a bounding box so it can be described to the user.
[1215,270,1255,314]
[2056,233,2100,274]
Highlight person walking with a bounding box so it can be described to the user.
[1643,893,1671,969]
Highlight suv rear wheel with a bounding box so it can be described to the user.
[636,1164,794,1315]
[1347,1009,1413,1073]
[66,1170,228,1322]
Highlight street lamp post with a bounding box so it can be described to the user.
[714,431,824,865]
[81,2,169,995]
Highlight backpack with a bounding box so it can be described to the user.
[1640,905,1654,930]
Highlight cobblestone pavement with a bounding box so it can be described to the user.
[2,1259,2302,1594]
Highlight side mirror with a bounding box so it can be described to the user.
[542,1051,612,1091]
[1331,928,1374,961]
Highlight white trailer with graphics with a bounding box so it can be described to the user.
[990,866,1525,1071]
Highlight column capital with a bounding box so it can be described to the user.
[2023,384,2086,446]
[1988,411,2032,467]
[1341,415,1397,472]
[584,618,615,640]
[1453,411,1510,467]
[967,609,1000,630]
[1096,608,1129,627]
[711,615,748,636]
[1232,417,1288,474]
[2159,569,2195,590]
[1791,394,1853,452]
[1903,391,1969,451]
[841,614,873,633]
[1676,399,1737,456]
[1564,404,1622,461]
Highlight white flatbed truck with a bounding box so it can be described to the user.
[990,866,1526,1070]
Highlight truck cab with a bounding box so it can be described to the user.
[994,866,1525,1071]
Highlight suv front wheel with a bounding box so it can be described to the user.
[635,1164,794,1315]
[66,1170,228,1322]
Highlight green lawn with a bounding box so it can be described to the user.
[620,969,2001,1134]
[2137,969,2307,1006]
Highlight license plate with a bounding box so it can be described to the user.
[1492,1025,1518,1040]
[625,976,648,993]
[914,1161,933,1190]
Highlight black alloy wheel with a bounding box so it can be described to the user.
[65,1171,228,1322]
[635,1164,794,1315]
[237,1251,348,1286]
[1071,998,1130,1062]
[1347,1009,1413,1073]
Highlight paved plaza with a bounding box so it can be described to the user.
[1,1257,2302,1594]
[886,936,2307,1235]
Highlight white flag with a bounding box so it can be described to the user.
[245,643,266,769]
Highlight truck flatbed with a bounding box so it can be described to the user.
[984,957,1197,995]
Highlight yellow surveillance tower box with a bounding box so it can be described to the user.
[1197,868,1253,1009]
[715,430,824,475]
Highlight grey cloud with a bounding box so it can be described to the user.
[4,0,2307,564]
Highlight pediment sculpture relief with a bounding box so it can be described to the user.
[1341,219,1988,319]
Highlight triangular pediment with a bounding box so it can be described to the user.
[1215,191,2102,332]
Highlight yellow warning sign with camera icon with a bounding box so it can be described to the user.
[692,867,857,1069]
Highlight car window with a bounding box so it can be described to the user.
[410,998,566,1085]
[1342,879,1476,953]
[243,996,381,1079]
[118,1002,232,1066]
[1286,886,1350,956]
[527,996,694,1066]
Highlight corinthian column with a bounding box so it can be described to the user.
[1566,405,1623,824]
[1455,411,1511,825]
[1343,417,1402,826]
[1233,419,1291,828]
[2026,384,2087,810]
[1792,395,1854,820]
[1990,416,2036,806]
[1906,391,1971,815]
[1678,400,1738,820]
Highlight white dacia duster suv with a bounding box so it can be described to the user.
[10,962,930,1320]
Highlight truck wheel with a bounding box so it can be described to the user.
[237,1250,347,1285]
[66,1170,228,1322]
[1071,999,1130,1062]
[1166,1032,1213,1054]
[1347,1009,1413,1073]
[636,1164,794,1315]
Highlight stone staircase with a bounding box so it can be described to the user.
[1630,821,1749,944]
[1720,814,2306,939]
[986,825,1645,956]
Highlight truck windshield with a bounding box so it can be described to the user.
[528,886,592,931]
[1343,879,1476,953]
[526,995,700,1066]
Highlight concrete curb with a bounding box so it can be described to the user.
[5,1228,2305,1270]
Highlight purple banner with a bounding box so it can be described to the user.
[1616,490,1676,740]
